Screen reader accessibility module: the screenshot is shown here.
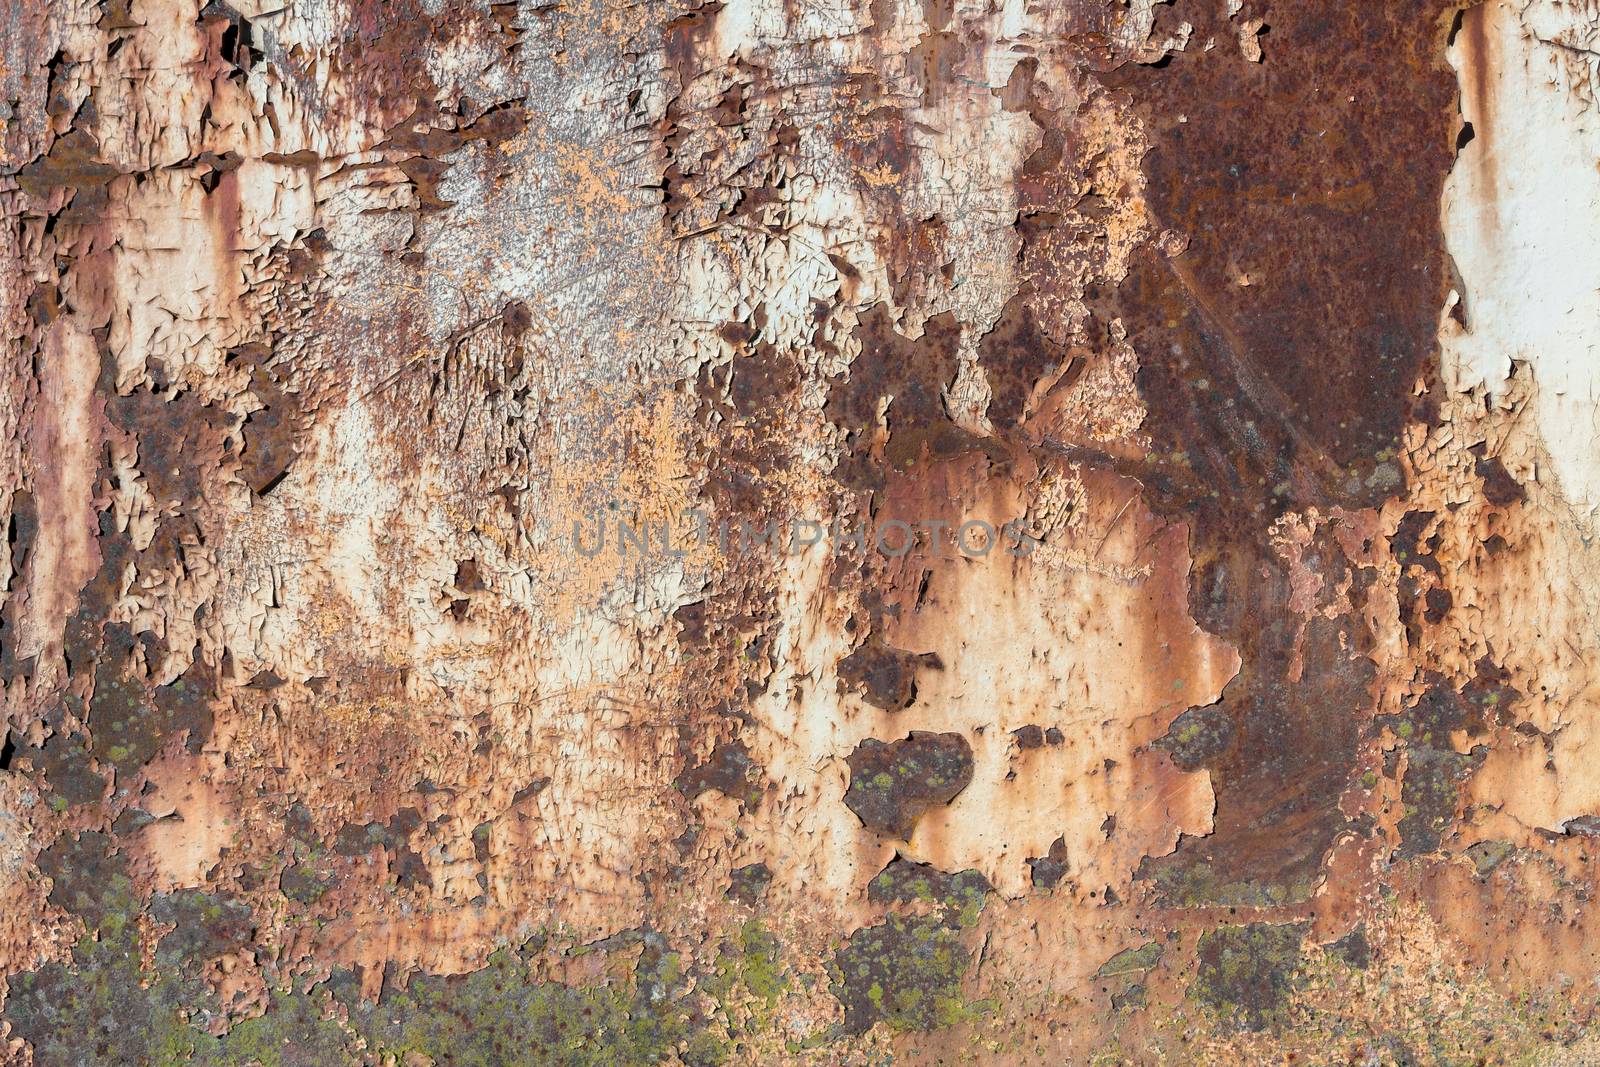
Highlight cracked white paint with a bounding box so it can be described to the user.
[1442,0,1600,525]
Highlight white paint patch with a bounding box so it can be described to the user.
[1442,0,1600,523]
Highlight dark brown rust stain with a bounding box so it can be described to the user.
[884,214,954,312]
[843,730,973,840]
[694,330,802,517]
[287,0,445,120]
[150,889,254,969]
[977,292,1073,429]
[1377,677,1497,857]
[1470,442,1525,507]
[1028,835,1070,890]
[0,0,1558,1056]
[1095,0,1462,903]
[231,343,304,496]
[1396,745,1478,857]
[280,861,334,905]
[825,305,990,492]
[830,856,989,1035]
[675,312,817,912]
[86,629,214,776]
[49,428,217,780]
[1012,724,1044,751]
[657,11,768,234]
[332,808,423,857]
[38,830,127,928]
[1327,924,1371,970]
[1010,724,1067,752]
[905,2,967,106]
[14,126,122,223]
[382,98,531,213]
[1140,603,1376,906]
[675,737,764,808]
[1108,0,1459,491]
[728,861,773,906]
[0,489,38,682]
[1155,704,1234,770]
[108,380,233,510]
[15,722,106,807]
[835,637,942,712]
[1394,509,1445,647]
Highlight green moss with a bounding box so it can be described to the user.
[7,838,357,1067]
[6,922,173,1066]
[14,832,764,1067]
[830,858,996,1034]
[1095,941,1164,978]
[705,917,788,1045]
[681,1028,731,1067]
[279,862,331,904]
[1137,854,1320,908]
[342,940,693,1067]
[205,988,355,1066]
[1192,922,1307,1032]
[7,916,354,1067]
[151,889,252,971]
[1397,746,1477,857]
[734,920,786,1005]
[830,913,980,1034]
[867,859,990,929]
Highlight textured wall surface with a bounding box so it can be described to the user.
[3,0,1600,1062]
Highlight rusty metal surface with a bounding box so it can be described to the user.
[3,0,1600,1063]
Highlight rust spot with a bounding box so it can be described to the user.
[1470,443,1525,506]
[826,305,989,491]
[977,293,1072,429]
[1090,2,1461,903]
[15,128,121,223]
[836,638,942,711]
[843,731,974,840]
[676,739,763,807]
[728,862,773,906]
[1027,835,1070,890]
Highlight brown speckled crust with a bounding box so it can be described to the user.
[4,0,1600,1063]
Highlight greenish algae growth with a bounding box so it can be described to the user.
[710,919,786,1008]
[341,937,694,1067]
[4,867,351,1067]
[1095,941,1164,979]
[830,914,985,1034]
[1192,922,1307,1032]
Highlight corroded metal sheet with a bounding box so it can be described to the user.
[3,0,1600,1062]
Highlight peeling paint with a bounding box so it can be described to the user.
[4,0,1600,1062]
